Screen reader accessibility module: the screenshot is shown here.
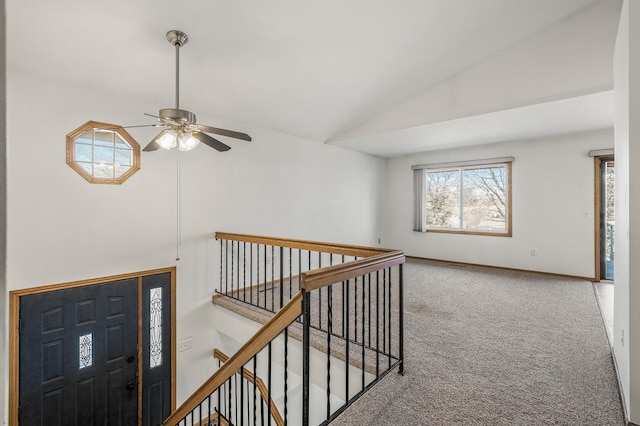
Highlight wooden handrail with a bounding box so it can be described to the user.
[215,232,395,258]
[164,292,303,425]
[213,349,284,426]
[300,250,405,292]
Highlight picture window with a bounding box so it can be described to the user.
[413,159,512,237]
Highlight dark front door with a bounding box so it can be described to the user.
[19,278,139,425]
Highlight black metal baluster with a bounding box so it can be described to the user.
[198,403,201,426]
[368,273,372,348]
[354,275,358,346]
[234,374,238,426]
[268,342,272,425]
[243,242,246,302]
[231,241,235,299]
[225,240,229,294]
[388,267,392,369]
[240,363,244,426]
[263,244,267,310]
[326,284,332,420]
[250,243,254,306]
[228,376,232,425]
[342,255,345,338]
[376,270,380,378]
[271,245,275,312]
[253,355,258,426]
[284,327,289,426]
[260,367,265,426]
[245,367,250,426]
[217,378,222,425]
[302,290,311,426]
[383,268,387,364]
[208,394,211,425]
[361,273,366,390]
[237,240,241,300]
[220,239,223,295]
[298,248,302,292]
[289,247,293,299]
[399,263,405,375]
[280,246,284,309]
[318,252,323,330]
[345,276,350,402]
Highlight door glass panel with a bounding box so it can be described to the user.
[150,287,163,368]
[604,160,615,280]
[79,333,93,369]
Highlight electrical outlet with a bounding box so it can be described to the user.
[530,249,537,256]
[178,337,193,352]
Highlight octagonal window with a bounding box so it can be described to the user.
[66,121,140,184]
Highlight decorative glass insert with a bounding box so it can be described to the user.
[66,121,140,184]
[149,287,163,368]
[79,333,93,369]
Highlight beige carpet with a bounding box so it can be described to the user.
[332,258,625,426]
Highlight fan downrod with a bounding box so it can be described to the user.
[166,30,188,47]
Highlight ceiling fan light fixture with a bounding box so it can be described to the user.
[156,130,178,150]
[178,132,200,151]
[140,30,251,153]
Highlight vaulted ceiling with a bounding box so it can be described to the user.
[8,0,621,156]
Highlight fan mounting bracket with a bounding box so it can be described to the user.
[166,30,188,47]
[159,108,196,124]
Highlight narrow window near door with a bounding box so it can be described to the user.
[149,287,163,368]
[413,157,513,236]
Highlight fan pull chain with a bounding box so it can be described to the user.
[176,147,181,261]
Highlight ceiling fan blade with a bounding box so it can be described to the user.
[192,132,231,152]
[113,124,162,130]
[143,130,169,152]
[197,125,252,142]
[144,112,162,120]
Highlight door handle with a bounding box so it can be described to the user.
[127,356,135,363]
[126,382,135,391]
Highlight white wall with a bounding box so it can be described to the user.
[613,1,640,422]
[383,129,612,278]
[4,69,385,417]
[0,0,6,423]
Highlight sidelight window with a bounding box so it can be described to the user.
[149,287,163,368]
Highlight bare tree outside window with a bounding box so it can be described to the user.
[425,164,509,234]
[425,170,460,228]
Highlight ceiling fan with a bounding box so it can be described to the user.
[140,30,251,152]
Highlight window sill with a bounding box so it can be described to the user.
[420,229,512,238]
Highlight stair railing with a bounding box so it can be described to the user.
[165,233,404,426]
[165,292,302,425]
